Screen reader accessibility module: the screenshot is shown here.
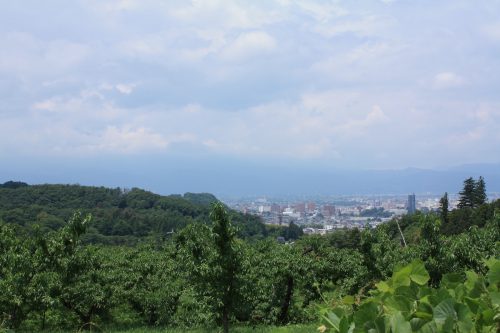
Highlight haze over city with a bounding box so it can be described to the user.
[1,1,500,195]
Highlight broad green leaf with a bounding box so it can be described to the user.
[409,260,430,286]
[433,298,457,325]
[464,296,481,314]
[441,273,464,290]
[343,295,355,305]
[416,301,433,320]
[416,320,438,333]
[392,263,412,288]
[486,260,500,286]
[339,315,353,333]
[429,289,452,306]
[325,311,342,331]
[410,317,428,331]
[353,302,379,330]
[389,311,412,333]
[372,316,386,333]
[376,281,391,293]
[464,270,478,292]
[384,295,412,315]
[490,291,500,306]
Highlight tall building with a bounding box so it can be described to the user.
[407,194,416,214]
[322,204,336,217]
[294,203,306,214]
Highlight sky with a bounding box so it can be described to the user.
[1,0,500,195]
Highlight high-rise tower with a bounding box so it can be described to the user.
[407,194,416,214]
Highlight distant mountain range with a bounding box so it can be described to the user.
[206,163,500,197]
[2,155,499,197]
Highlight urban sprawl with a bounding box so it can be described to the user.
[225,193,497,235]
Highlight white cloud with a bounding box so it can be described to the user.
[313,15,391,38]
[295,0,348,22]
[432,72,465,89]
[220,31,276,61]
[91,126,168,153]
[335,105,389,137]
[2,1,500,168]
[0,32,90,76]
[115,83,136,94]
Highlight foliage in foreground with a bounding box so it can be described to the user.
[1,179,499,332]
[320,258,500,332]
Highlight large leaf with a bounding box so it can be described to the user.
[490,291,500,307]
[433,298,457,325]
[408,260,431,286]
[389,311,412,333]
[416,320,438,333]
[410,317,428,331]
[384,295,412,315]
[392,260,430,288]
[392,264,412,288]
[441,273,464,290]
[486,259,500,286]
[353,302,379,330]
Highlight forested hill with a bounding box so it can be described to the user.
[0,182,266,245]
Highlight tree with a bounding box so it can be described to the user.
[439,192,449,224]
[458,177,487,209]
[210,202,240,333]
[458,177,475,209]
[473,176,487,207]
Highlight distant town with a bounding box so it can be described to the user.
[224,192,499,235]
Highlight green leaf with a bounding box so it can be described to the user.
[441,273,464,290]
[392,263,412,288]
[433,298,457,325]
[339,315,353,333]
[389,311,412,333]
[416,301,434,320]
[376,281,391,293]
[384,295,412,315]
[410,317,428,331]
[486,260,500,286]
[343,295,355,305]
[416,320,438,333]
[408,260,430,286]
[353,302,379,330]
[490,291,500,306]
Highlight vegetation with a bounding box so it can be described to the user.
[0,178,499,332]
[320,258,500,332]
[458,177,487,209]
[0,183,266,244]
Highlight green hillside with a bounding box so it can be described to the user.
[0,182,266,245]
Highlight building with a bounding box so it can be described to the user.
[322,204,336,217]
[306,202,316,212]
[407,194,416,214]
[294,202,306,214]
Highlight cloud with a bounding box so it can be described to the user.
[0,32,90,76]
[90,126,168,153]
[115,83,136,94]
[220,31,276,61]
[335,105,389,137]
[432,72,465,89]
[313,15,392,38]
[1,1,500,170]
